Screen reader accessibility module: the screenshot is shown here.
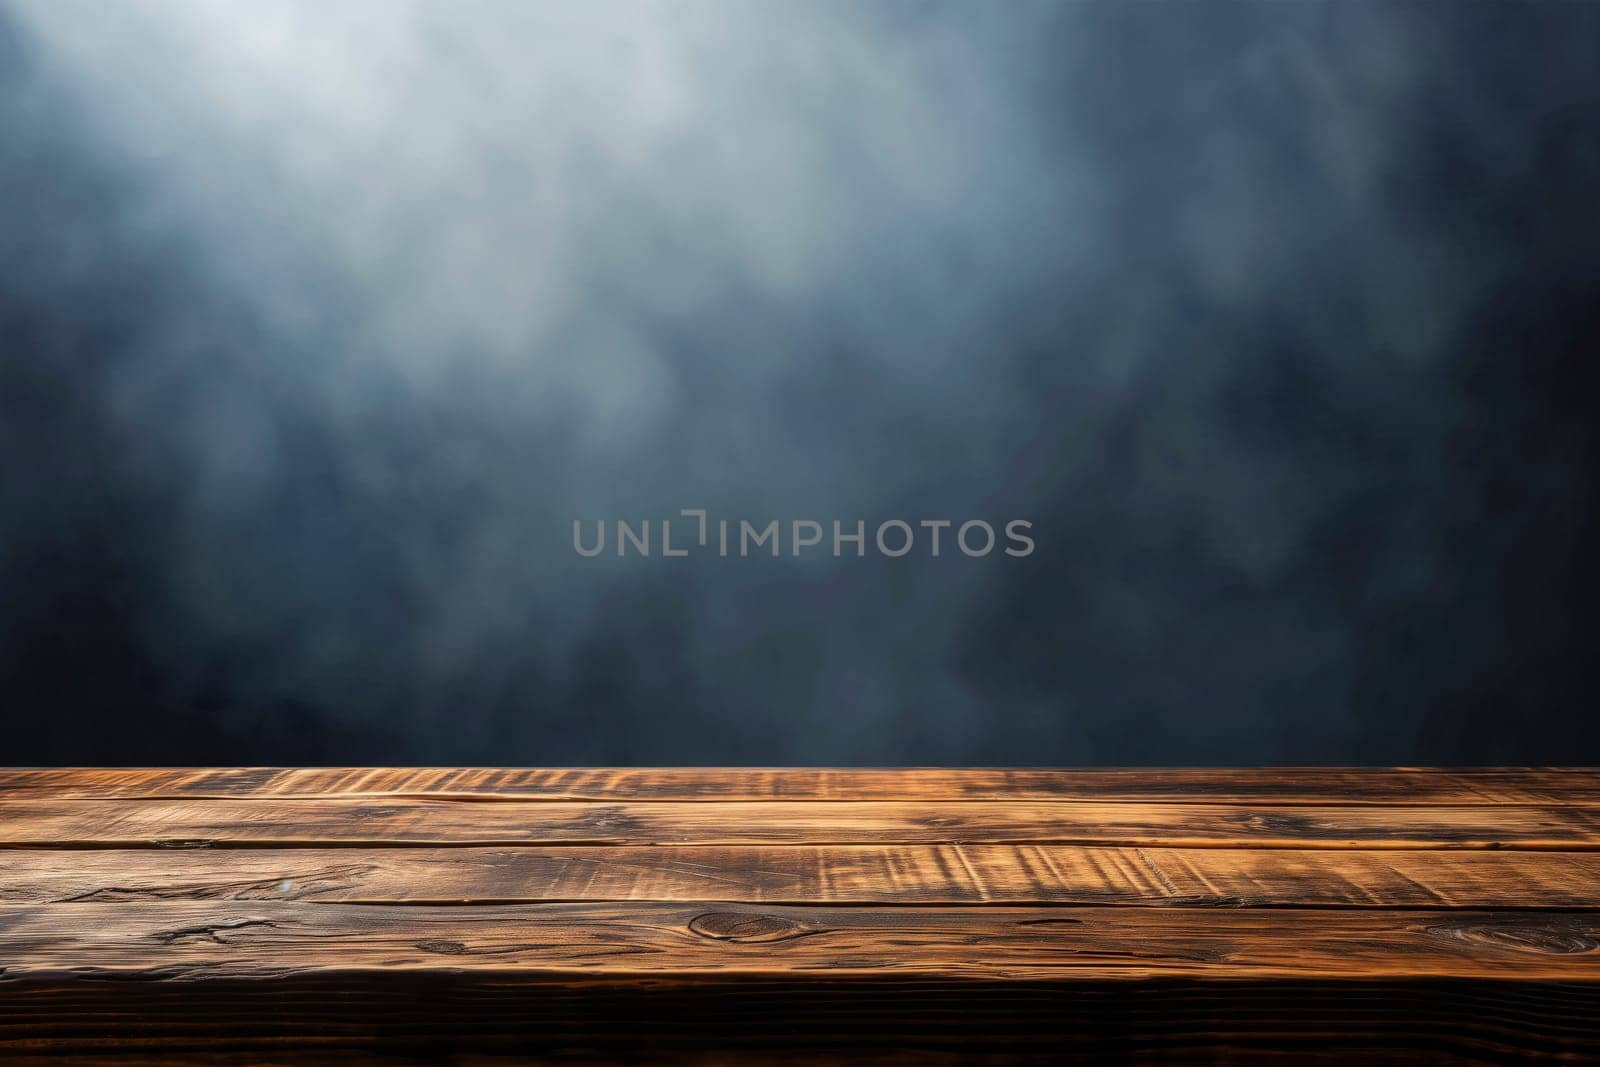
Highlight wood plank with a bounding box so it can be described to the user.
[4,845,1600,908]
[3,767,1597,804]
[3,797,1598,848]
[3,902,1600,979]
[3,768,1598,1062]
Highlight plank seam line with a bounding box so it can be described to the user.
[9,795,1600,808]
[5,841,1600,852]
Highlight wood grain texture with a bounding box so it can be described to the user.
[5,901,1600,979]
[5,797,1600,849]
[2,768,1597,1062]
[5,844,1600,907]
[3,766,1597,803]
[9,902,1600,979]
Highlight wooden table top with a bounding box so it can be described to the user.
[3,767,1599,1063]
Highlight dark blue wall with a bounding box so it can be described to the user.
[2,1,1597,764]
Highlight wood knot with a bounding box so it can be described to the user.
[1426,921,1598,955]
[1237,812,1316,836]
[415,939,469,955]
[687,912,812,944]
[151,918,277,944]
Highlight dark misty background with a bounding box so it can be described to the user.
[2,1,1597,766]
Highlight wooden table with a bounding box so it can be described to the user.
[2,768,1599,1063]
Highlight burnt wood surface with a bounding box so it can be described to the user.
[2,768,1598,1063]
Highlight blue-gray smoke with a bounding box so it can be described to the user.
[2,0,1597,763]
